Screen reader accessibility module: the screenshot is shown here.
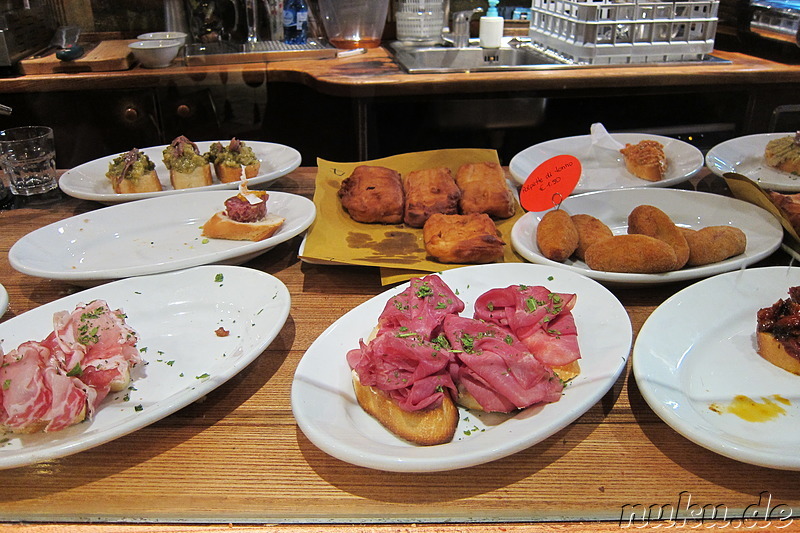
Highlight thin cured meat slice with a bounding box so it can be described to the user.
[0,341,88,433]
[443,315,563,413]
[473,285,581,367]
[43,300,141,411]
[347,332,456,412]
[377,274,464,341]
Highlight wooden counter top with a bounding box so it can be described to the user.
[1,168,800,532]
[0,46,798,98]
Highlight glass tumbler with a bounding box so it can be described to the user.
[0,126,58,196]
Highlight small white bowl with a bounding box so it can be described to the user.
[129,39,182,68]
[137,31,188,46]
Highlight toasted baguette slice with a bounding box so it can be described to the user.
[170,164,213,189]
[620,140,667,182]
[214,162,261,183]
[757,331,800,375]
[202,212,285,241]
[352,370,458,446]
[112,170,163,194]
[765,135,800,175]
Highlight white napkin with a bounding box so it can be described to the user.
[590,122,624,151]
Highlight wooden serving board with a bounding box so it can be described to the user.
[19,40,135,74]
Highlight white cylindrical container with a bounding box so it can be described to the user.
[395,0,446,45]
[479,15,504,48]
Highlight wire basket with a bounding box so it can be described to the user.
[528,0,720,64]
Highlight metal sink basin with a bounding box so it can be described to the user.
[388,40,730,73]
[390,42,562,73]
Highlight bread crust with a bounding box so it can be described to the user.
[202,212,285,241]
[215,162,261,183]
[757,331,800,375]
[423,213,505,264]
[112,170,163,194]
[620,140,667,182]
[170,164,213,189]
[352,371,458,446]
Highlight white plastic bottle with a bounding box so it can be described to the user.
[479,0,504,48]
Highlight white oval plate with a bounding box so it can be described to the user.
[511,188,783,286]
[706,133,800,192]
[509,133,703,193]
[0,283,7,318]
[634,266,800,470]
[0,265,290,469]
[291,263,631,472]
[9,190,315,283]
[59,140,302,204]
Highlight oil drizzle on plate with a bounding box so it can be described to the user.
[709,395,791,422]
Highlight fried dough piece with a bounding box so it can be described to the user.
[423,213,505,264]
[402,167,461,228]
[338,165,405,224]
[572,214,613,261]
[536,209,578,262]
[584,234,678,273]
[627,205,689,269]
[680,226,747,266]
[455,162,516,219]
[620,140,667,182]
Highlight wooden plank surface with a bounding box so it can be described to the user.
[0,168,799,531]
[18,40,135,75]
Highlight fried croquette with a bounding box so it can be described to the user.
[402,167,461,228]
[536,209,579,262]
[423,213,505,264]
[680,226,747,266]
[571,213,613,261]
[338,165,405,224]
[627,205,689,269]
[455,162,516,219]
[584,234,678,273]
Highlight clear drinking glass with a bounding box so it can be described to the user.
[317,0,389,49]
[0,126,58,196]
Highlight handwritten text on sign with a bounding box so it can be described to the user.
[520,155,582,212]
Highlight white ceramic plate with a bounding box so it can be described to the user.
[511,188,783,286]
[706,133,800,192]
[59,141,302,203]
[9,190,315,283]
[0,283,7,318]
[634,266,800,470]
[291,263,632,472]
[509,133,703,193]
[0,265,290,469]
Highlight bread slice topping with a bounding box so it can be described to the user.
[757,286,800,374]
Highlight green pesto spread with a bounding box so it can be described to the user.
[106,151,155,181]
[205,140,259,168]
[162,143,207,173]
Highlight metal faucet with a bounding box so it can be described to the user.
[450,8,483,48]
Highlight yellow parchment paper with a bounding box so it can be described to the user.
[300,149,525,284]
[723,172,800,256]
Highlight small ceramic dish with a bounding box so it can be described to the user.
[129,39,182,68]
[137,31,188,46]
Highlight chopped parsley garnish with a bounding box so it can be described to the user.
[134,405,144,412]
[415,282,433,298]
[214,273,224,283]
[196,373,210,380]
[2,379,10,390]
[66,363,83,377]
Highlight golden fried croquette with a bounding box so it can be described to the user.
[571,213,613,261]
[455,162,516,219]
[584,234,678,273]
[402,167,461,228]
[627,205,690,269]
[536,209,578,262]
[680,226,747,267]
[423,213,505,264]
[338,165,405,224]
